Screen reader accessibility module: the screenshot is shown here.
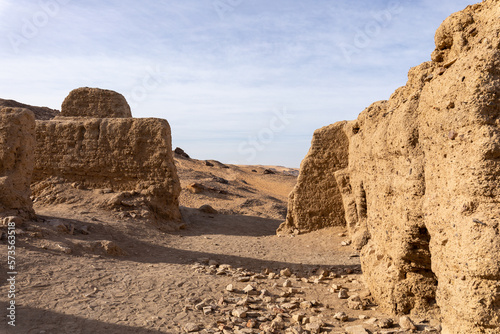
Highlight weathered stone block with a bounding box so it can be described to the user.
[278,121,349,234]
[33,117,181,227]
[60,87,132,118]
[0,107,36,220]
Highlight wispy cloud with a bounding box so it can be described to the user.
[0,0,479,167]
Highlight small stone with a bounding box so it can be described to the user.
[236,298,249,306]
[56,244,72,254]
[292,313,304,323]
[246,319,257,328]
[183,323,200,332]
[270,316,285,330]
[237,277,251,282]
[199,204,218,214]
[286,326,304,334]
[424,325,440,332]
[243,285,255,293]
[300,301,313,309]
[283,279,292,287]
[338,289,349,299]
[260,289,270,296]
[334,312,349,322]
[399,316,417,331]
[281,302,298,310]
[364,317,378,326]
[345,325,370,334]
[378,318,394,328]
[262,296,273,303]
[317,269,330,278]
[203,306,213,315]
[50,220,69,233]
[232,308,247,318]
[341,240,351,246]
[305,322,322,333]
[187,183,205,194]
[347,294,364,310]
[280,268,292,277]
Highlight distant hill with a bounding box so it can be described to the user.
[0,98,59,120]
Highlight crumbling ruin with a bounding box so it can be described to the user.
[0,108,36,220]
[278,122,349,234]
[285,1,500,333]
[32,87,182,230]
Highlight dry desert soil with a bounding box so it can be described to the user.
[0,155,439,334]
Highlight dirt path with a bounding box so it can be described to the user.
[0,160,438,333]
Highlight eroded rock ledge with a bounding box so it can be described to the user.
[284,1,500,333]
[32,88,182,230]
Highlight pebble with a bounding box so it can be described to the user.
[292,313,304,323]
[399,315,417,330]
[232,308,248,318]
[243,285,255,293]
[378,318,394,328]
[280,268,292,277]
[334,312,349,322]
[345,325,370,334]
[56,244,72,254]
[281,302,299,310]
[347,294,364,310]
[246,319,257,328]
[338,288,349,299]
[187,260,442,334]
[305,322,322,333]
[183,323,200,333]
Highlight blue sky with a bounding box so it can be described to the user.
[0,0,478,167]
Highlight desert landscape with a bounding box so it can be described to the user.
[1,1,499,334]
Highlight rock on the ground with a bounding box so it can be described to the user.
[60,87,132,118]
[198,204,218,214]
[399,316,417,331]
[183,322,200,333]
[0,108,36,220]
[345,325,370,334]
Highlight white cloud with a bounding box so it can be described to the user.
[0,0,481,167]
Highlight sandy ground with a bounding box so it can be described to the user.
[0,156,437,334]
